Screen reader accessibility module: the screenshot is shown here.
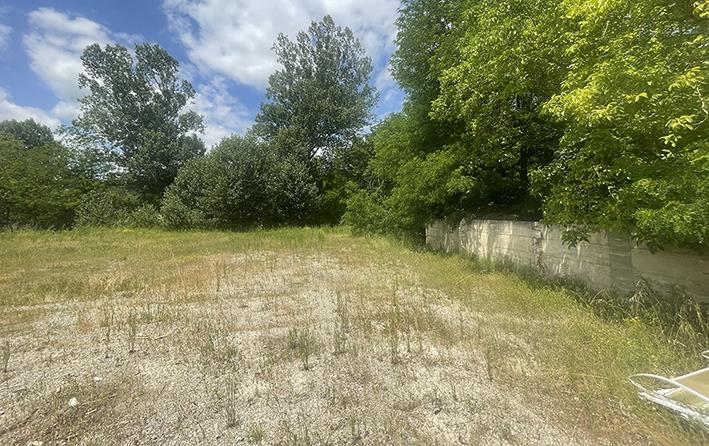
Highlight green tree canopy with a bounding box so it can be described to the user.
[431,0,567,204]
[0,119,54,149]
[255,15,377,165]
[537,0,708,248]
[348,0,708,249]
[0,134,88,228]
[74,43,205,202]
[391,0,465,155]
[161,135,318,229]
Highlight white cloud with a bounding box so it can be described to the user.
[13,3,402,145]
[0,87,61,128]
[0,23,11,52]
[375,65,396,92]
[20,7,246,146]
[192,76,253,148]
[24,8,112,106]
[163,0,400,90]
[22,8,138,122]
[51,100,81,120]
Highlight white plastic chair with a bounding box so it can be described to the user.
[629,351,709,428]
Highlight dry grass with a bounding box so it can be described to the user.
[0,227,706,445]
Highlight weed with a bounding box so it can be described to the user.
[483,347,494,382]
[127,309,138,353]
[138,303,170,324]
[225,374,240,428]
[198,326,242,366]
[348,414,363,444]
[482,333,509,383]
[248,424,266,443]
[287,327,317,370]
[449,381,458,402]
[100,306,114,358]
[2,340,9,373]
[402,308,412,354]
[333,291,350,355]
[0,228,705,445]
[280,419,313,446]
[214,258,230,293]
[255,354,275,382]
[387,289,401,364]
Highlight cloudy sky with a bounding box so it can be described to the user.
[0,0,404,147]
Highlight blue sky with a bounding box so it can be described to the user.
[0,0,404,146]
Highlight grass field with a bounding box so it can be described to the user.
[0,228,706,445]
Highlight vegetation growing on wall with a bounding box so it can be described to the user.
[538,0,709,249]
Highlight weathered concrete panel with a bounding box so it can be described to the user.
[426,219,709,301]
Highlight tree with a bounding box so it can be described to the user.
[0,119,54,149]
[255,15,377,165]
[431,0,566,207]
[353,0,708,250]
[0,135,87,228]
[318,136,375,223]
[391,0,465,155]
[345,112,466,237]
[74,43,204,202]
[538,0,708,249]
[348,0,564,239]
[161,135,318,229]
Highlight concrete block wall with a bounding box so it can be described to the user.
[426,219,709,302]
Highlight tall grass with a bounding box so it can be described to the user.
[408,248,709,441]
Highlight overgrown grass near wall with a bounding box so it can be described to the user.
[412,249,709,441]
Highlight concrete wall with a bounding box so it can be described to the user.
[426,219,709,302]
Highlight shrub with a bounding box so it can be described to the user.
[123,204,162,228]
[161,135,319,230]
[343,190,389,235]
[160,189,211,229]
[74,189,143,228]
[0,135,87,229]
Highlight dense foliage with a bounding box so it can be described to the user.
[538,0,709,248]
[2,5,706,251]
[161,135,318,229]
[255,15,376,165]
[346,0,708,249]
[0,119,54,149]
[254,15,377,223]
[74,43,205,202]
[74,188,160,228]
[0,17,375,231]
[0,122,90,228]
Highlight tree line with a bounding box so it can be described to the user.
[1,2,707,250]
[346,0,707,250]
[1,16,374,231]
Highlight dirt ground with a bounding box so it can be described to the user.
[0,229,704,445]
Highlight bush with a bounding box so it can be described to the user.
[0,135,87,229]
[161,135,319,230]
[123,204,162,228]
[74,189,143,228]
[75,189,163,228]
[343,190,390,235]
[160,189,211,229]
